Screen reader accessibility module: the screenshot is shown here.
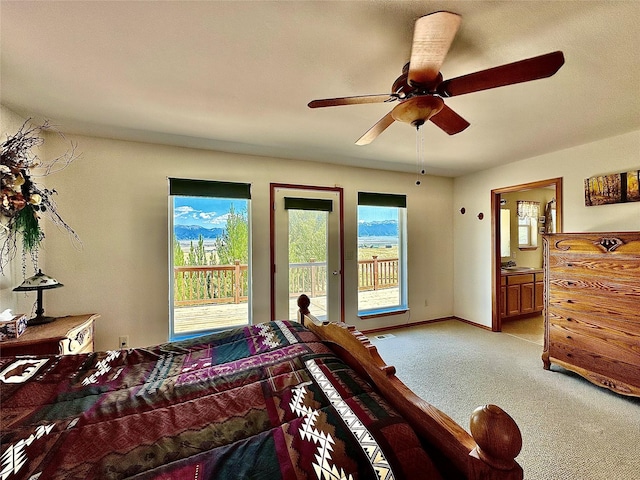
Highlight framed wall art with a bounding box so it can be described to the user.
[584,169,640,206]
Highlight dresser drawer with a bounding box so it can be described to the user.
[548,329,640,390]
[549,315,640,364]
[547,340,640,395]
[548,261,640,290]
[60,319,94,354]
[548,280,639,316]
[548,235,640,255]
[548,299,640,329]
[548,236,640,285]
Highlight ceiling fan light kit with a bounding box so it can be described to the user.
[391,96,444,128]
[308,11,565,146]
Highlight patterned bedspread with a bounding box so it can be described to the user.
[1,321,442,480]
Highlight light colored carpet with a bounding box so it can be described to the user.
[370,320,640,480]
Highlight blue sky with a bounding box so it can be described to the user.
[174,198,396,228]
[358,206,398,223]
[174,197,248,228]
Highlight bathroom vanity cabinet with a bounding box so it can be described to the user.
[500,270,544,318]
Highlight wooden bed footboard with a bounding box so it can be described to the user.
[297,294,523,480]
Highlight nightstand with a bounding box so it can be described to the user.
[0,314,100,356]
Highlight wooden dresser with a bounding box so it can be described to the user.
[542,232,640,397]
[0,314,100,357]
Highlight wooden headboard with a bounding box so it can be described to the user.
[297,294,523,480]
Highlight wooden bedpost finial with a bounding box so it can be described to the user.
[469,404,522,474]
[297,294,311,316]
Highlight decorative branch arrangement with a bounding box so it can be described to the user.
[1,120,81,274]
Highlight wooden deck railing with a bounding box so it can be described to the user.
[288,260,327,298]
[174,257,398,305]
[358,256,399,291]
[174,261,248,306]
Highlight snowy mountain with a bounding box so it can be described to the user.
[357,220,397,237]
[174,225,224,240]
[175,220,397,241]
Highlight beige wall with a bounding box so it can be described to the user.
[453,130,640,327]
[1,105,454,350]
[3,104,638,345]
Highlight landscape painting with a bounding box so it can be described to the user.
[584,170,640,206]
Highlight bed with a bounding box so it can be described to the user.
[1,295,523,479]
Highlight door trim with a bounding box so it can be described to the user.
[491,177,563,332]
[270,183,345,322]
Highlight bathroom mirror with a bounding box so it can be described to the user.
[500,209,511,257]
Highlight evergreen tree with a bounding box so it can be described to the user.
[215,204,248,264]
[173,234,185,266]
[186,237,206,264]
[173,234,185,301]
[188,240,196,265]
[187,234,207,297]
[196,235,207,265]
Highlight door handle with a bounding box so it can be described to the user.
[332,271,340,275]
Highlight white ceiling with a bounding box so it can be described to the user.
[1,1,639,177]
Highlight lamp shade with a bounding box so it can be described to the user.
[13,270,64,291]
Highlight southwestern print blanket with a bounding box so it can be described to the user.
[1,320,442,480]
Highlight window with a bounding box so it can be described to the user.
[357,192,407,316]
[517,201,540,249]
[168,178,251,340]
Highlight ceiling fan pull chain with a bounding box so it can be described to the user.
[415,125,426,186]
[420,126,426,176]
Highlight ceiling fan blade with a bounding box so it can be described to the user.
[408,11,462,86]
[429,104,470,135]
[438,51,565,97]
[355,112,395,145]
[308,94,394,108]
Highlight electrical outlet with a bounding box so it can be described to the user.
[119,335,129,349]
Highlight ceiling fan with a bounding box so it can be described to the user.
[308,11,565,145]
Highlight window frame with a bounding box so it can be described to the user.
[356,192,408,318]
[168,178,252,341]
[516,200,540,250]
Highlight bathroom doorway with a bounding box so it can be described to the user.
[491,178,563,332]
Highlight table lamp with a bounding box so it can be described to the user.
[13,270,64,325]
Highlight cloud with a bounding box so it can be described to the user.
[174,206,195,218]
[208,213,229,227]
[196,211,228,226]
[175,207,229,228]
[175,206,222,224]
